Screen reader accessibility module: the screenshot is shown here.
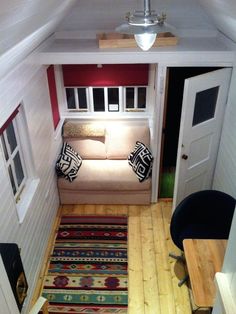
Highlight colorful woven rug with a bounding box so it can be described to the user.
[42,215,128,313]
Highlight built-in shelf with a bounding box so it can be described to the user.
[97,32,178,48]
[37,36,235,66]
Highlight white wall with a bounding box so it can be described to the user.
[0,58,62,313]
[213,67,236,197]
[0,0,76,80]
[212,67,236,313]
[199,0,236,43]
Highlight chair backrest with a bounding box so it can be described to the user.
[170,190,236,250]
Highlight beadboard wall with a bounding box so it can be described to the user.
[0,0,76,80]
[212,67,236,313]
[0,59,62,313]
[213,67,236,197]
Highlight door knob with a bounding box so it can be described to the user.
[182,154,188,160]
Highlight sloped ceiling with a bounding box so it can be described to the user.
[0,0,76,78]
[2,0,236,56]
[55,0,236,42]
[199,0,236,43]
[56,0,217,37]
[0,0,78,55]
[1,0,236,79]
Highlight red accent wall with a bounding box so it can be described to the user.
[47,65,60,129]
[62,64,149,86]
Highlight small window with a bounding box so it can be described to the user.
[65,86,147,113]
[77,88,88,110]
[108,88,119,112]
[93,88,105,112]
[0,106,39,223]
[138,87,146,109]
[66,88,76,109]
[66,87,88,111]
[1,120,26,200]
[126,87,135,109]
[192,86,219,126]
[125,86,147,111]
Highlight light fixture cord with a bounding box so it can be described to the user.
[144,0,151,16]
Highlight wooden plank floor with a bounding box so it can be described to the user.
[35,201,192,314]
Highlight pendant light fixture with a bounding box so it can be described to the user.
[116,0,172,51]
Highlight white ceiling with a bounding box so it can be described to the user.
[1,0,236,78]
[54,0,236,43]
[0,0,76,55]
[1,0,236,52]
[55,0,217,37]
[199,0,236,42]
[0,0,76,78]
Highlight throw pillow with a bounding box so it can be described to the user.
[128,141,153,182]
[55,142,82,182]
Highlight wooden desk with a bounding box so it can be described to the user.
[183,239,227,308]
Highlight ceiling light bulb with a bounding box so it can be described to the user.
[134,33,157,51]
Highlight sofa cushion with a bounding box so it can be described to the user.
[67,138,106,159]
[128,141,153,182]
[55,142,82,182]
[106,125,150,159]
[58,160,151,191]
[63,121,105,138]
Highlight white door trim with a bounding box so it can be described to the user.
[173,68,232,208]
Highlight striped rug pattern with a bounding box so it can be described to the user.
[42,215,128,313]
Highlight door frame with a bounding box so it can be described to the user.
[151,65,168,202]
[152,64,232,204]
[173,68,232,207]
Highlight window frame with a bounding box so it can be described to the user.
[91,87,107,112]
[64,86,146,113]
[65,87,89,112]
[1,119,27,203]
[77,87,89,111]
[0,105,39,223]
[124,86,147,111]
[107,87,120,112]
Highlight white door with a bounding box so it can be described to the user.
[173,68,232,208]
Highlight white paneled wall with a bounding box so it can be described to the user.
[199,0,236,43]
[0,0,76,79]
[0,58,62,313]
[0,0,76,54]
[213,68,236,197]
[212,68,236,313]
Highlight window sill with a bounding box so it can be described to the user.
[16,178,40,224]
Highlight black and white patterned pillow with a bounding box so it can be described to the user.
[128,141,153,182]
[55,142,82,182]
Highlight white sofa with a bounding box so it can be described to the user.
[57,121,152,204]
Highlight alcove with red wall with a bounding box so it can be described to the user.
[62,64,149,87]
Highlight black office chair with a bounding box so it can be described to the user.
[169,190,235,286]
